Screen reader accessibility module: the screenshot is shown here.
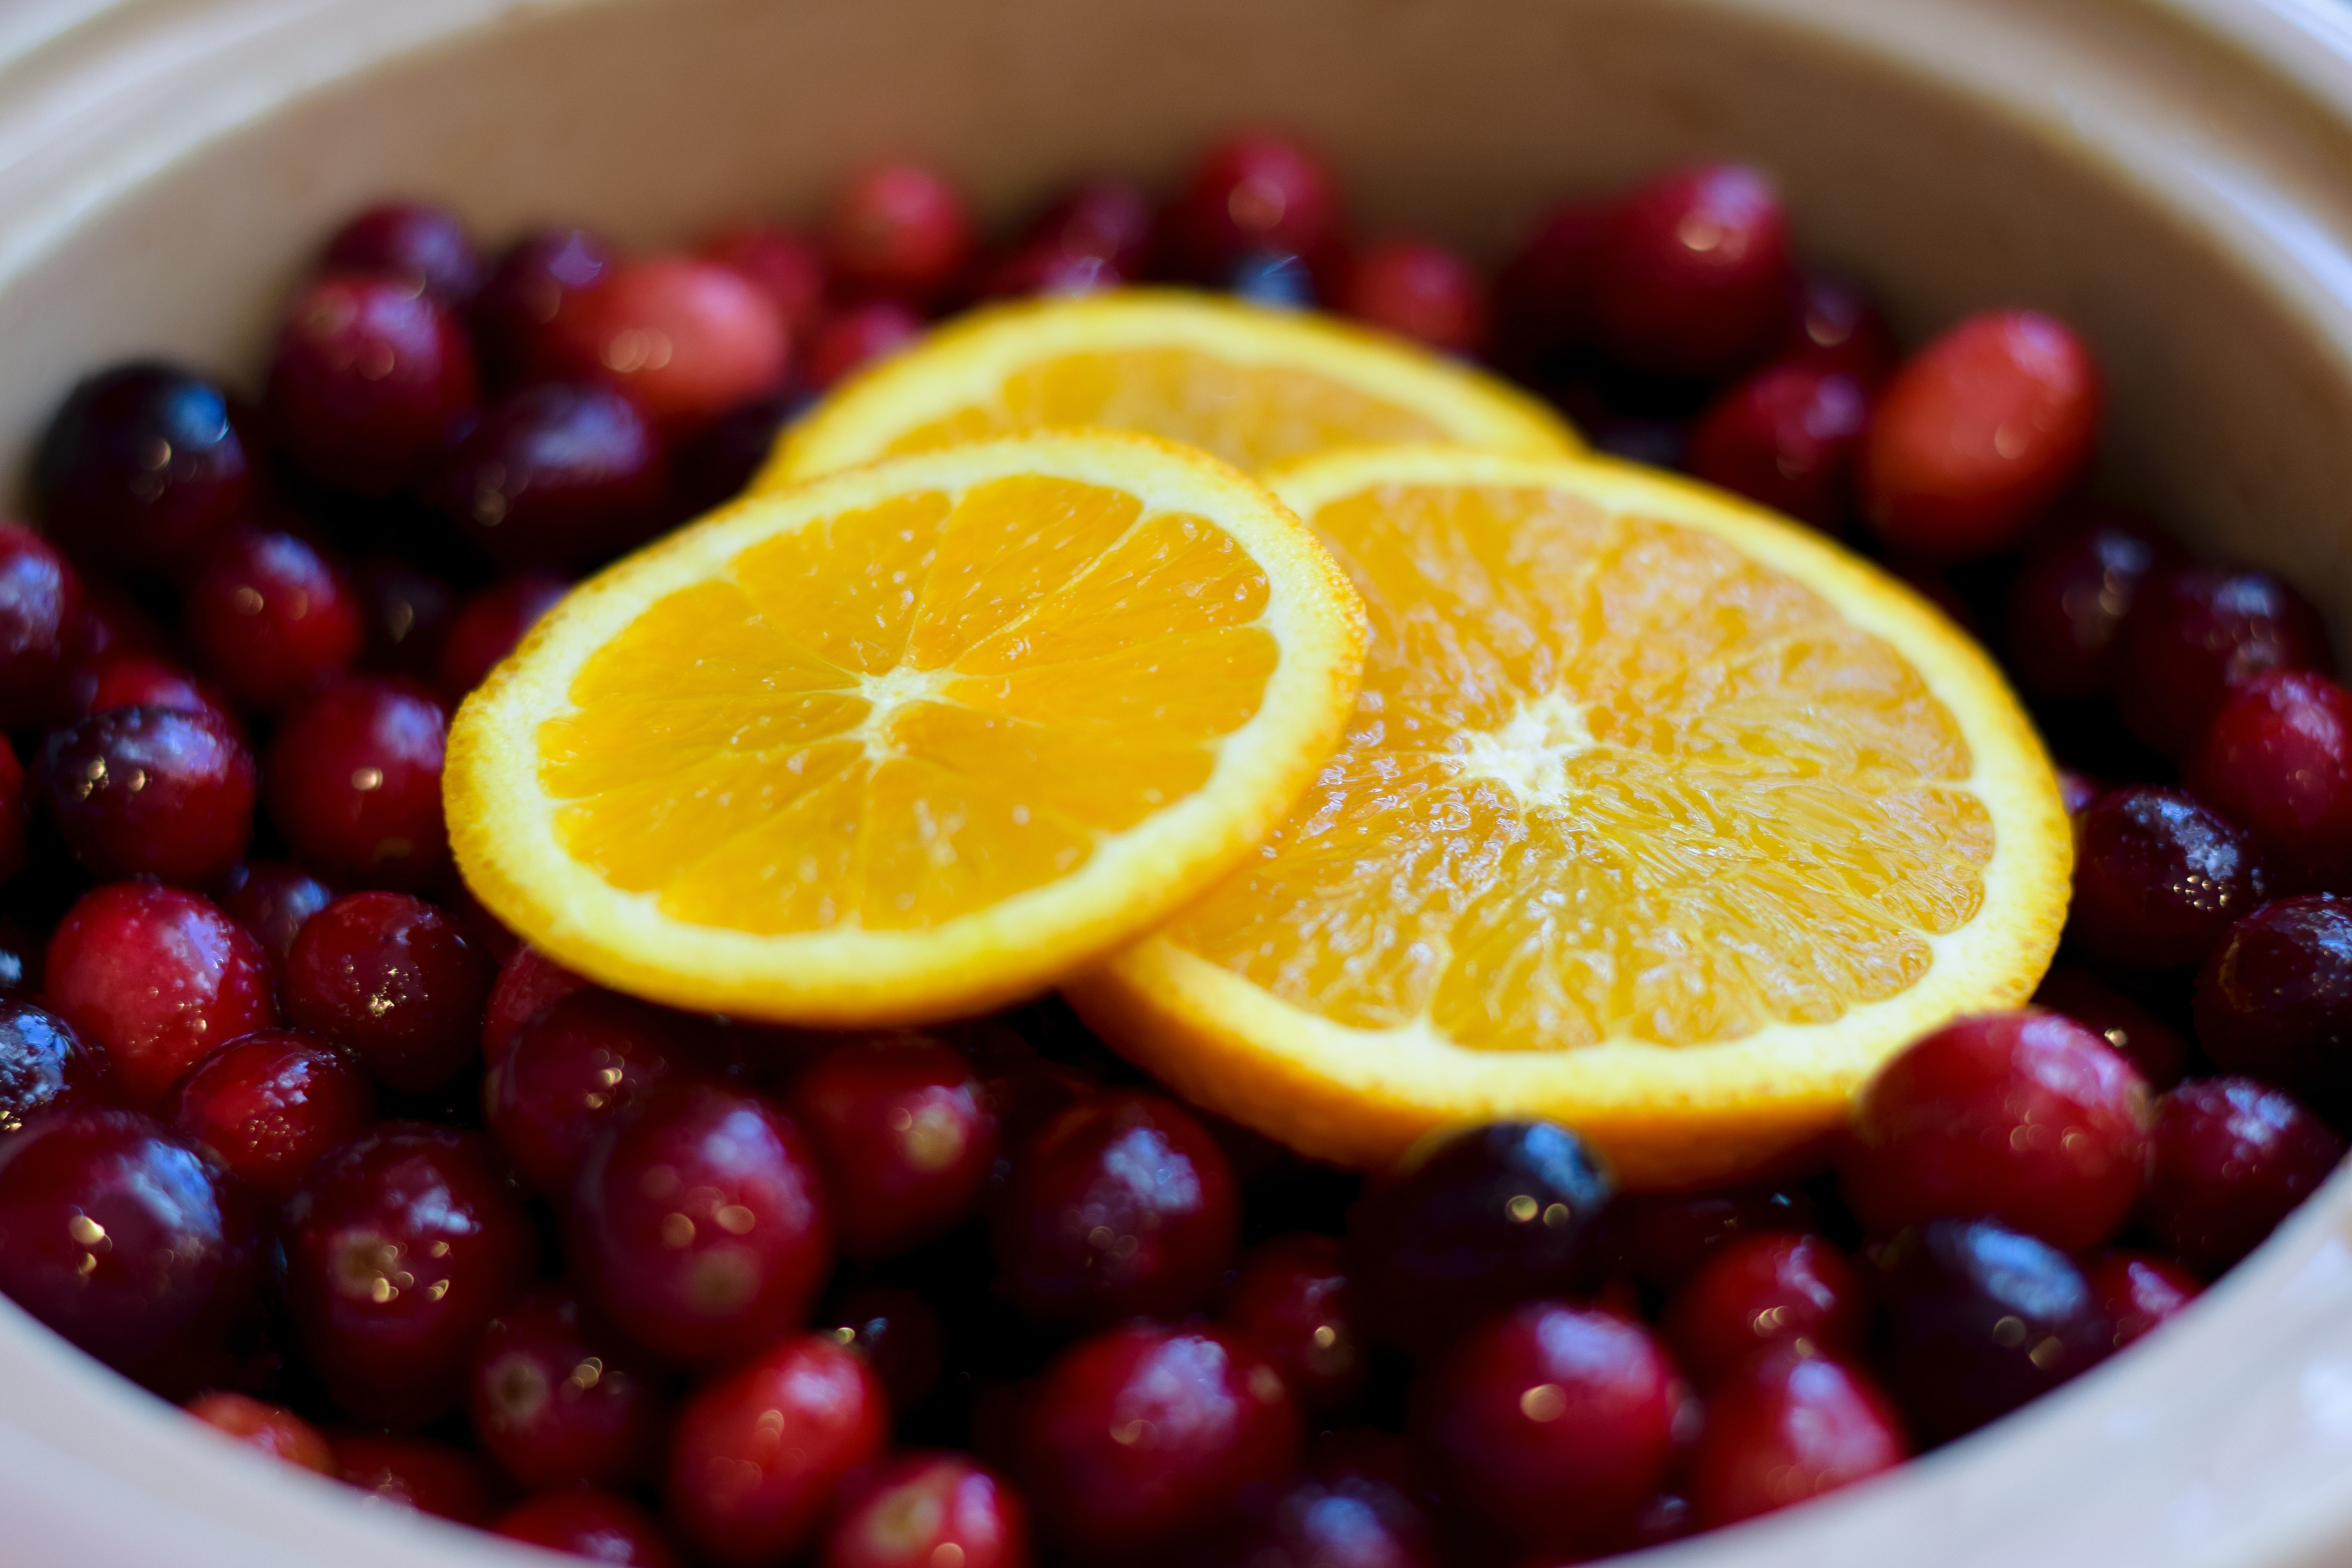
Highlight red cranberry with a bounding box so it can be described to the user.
[2195,896,2352,1115]
[1686,363,1869,531]
[321,201,485,305]
[1226,1232,1363,1413]
[543,259,787,435]
[1411,1302,1677,1551]
[1339,238,1488,356]
[331,1435,497,1523]
[821,1283,946,1412]
[1345,1120,1613,1350]
[2071,786,2269,971]
[264,676,449,889]
[352,555,456,681]
[45,882,276,1110]
[2118,564,2334,758]
[1491,202,1605,366]
[185,1390,334,1473]
[2003,506,2180,702]
[279,1123,535,1426]
[495,1489,680,1567]
[2033,964,2189,1089]
[822,162,976,305]
[1689,1346,1909,1526]
[0,523,83,726]
[701,223,828,341]
[0,743,25,884]
[436,572,568,701]
[571,1080,831,1365]
[217,860,337,973]
[2190,670,2352,890]
[184,529,365,713]
[826,1452,1029,1568]
[804,301,926,393]
[1022,1323,1299,1554]
[470,1285,665,1489]
[33,364,248,577]
[1587,164,1794,378]
[1169,135,1341,283]
[664,1333,887,1565]
[474,227,617,384]
[1208,1470,1437,1568]
[2138,1076,2343,1272]
[485,943,593,1062]
[37,705,255,884]
[983,179,1157,298]
[486,991,704,1196]
[2086,1251,2202,1347]
[0,1109,255,1384]
[1661,1232,1866,1388]
[1781,274,1900,386]
[162,1029,372,1201]
[265,275,479,495]
[790,1034,997,1259]
[69,654,239,735]
[427,383,668,572]
[284,892,492,1093]
[0,998,110,1134]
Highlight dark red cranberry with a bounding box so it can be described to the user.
[1169,135,1341,283]
[0,998,109,1134]
[265,275,479,495]
[485,991,704,1196]
[983,1055,1098,1154]
[2071,786,2269,970]
[2004,507,2180,702]
[495,1489,679,1567]
[1686,363,1869,530]
[821,1283,946,1412]
[284,892,492,1093]
[571,1080,831,1365]
[664,1333,887,1565]
[1840,1011,2149,1251]
[321,201,485,305]
[0,523,82,726]
[993,1089,1236,1327]
[470,1285,664,1489]
[2086,1251,2202,1347]
[1689,1345,1909,1526]
[0,743,27,885]
[436,572,568,701]
[0,1109,254,1384]
[1662,1232,1867,1388]
[1022,1323,1299,1555]
[68,574,170,666]
[1781,274,1900,386]
[31,366,247,575]
[264,676,449,889]
[280,1122,535,1426]
[37,705,255,884]
[352,555,456,681]
[826,1452,1028,1568]
[790,1033,997,1259]
[1339,238,1488,356]
[427,383,668,572]
[162,1029,372,1201]
[184,529,365,712]
[185,1390,334,1473]
[1587,163,1793,378]
[803,301,926,392]
[982,179,1157,298]
[439,879,521,965]
[2195,896,2352,1115]
[2032,964,2189,1089]
[1411,1302,1677,1551]
[0,916,38,998]
[700,223,828,342]
[2190,670,2352,890]
[1345,1120,1613,1350]
[331,1435,497,1523]
[1872,1219,2112,1444]
[1491,202,1605,367]
[542,259,788,436]
[217,860,337,973]
[1205,1470,1437,1568]
[2118,564,2334,758]
[474,226,617,384]
[2138,1076,2343,1272]
[69,653,239,735]
[45,882,276,1109]
[668,393,792,513]
[484,944,593,1063]
[1226,1232,1362,1412]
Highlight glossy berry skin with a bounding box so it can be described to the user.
[264,274,479,495]
[1859,310,2102,561]
[162,1029,372,1201]
[184,529,365,713]
[1339,238,1488,355]
[284,892,492,1094]
[2070,786,2269,971]
[1169,135,1341,283]
[483,944,593,1063]
[331,1435,497,1523]
[45,882,276,1110]
[2190,671,2352,890]
[321,201,485,305]
[217,860,337,973]
[804,301,926,392]
[0,1109,254,1385]
[983,179,1157,298]
[1022,1323,1299,1555]
[185,1390,334,1474]
[1871,1219,2113,1445]
[821,1284,946,1412]
[1345,1120,1614,1350]
[1410,1302,1678,1551]
[0,998,111,1134]
[32,366,247,576]
[2086,1251,2202,1347]
[1587,164,1794,379]
[426,382,667,572]
[436,572,568,702]
[701,223,829,340]
[664,1334,887,1566]
[1210,1470,1438,1568]
[264,677,449,889]
[1782,274,1901,386]
[543,258,788,435]
[2118,564,2334,758]
[1686,363,1869,531]
[495,1490,680,1567]
[279,1123,535,1427]
[993,1089,1236,1327]
[0,523,82,726]
[1490,201,1605,366]
[1662,1232,1866,1388]
[1226,1231,1363,1413]
[485,991,704,1196]
[353,555,456,681]
[790,1034,998,1258]
[2032,964,2189,1089]
[570,1080,831,1366]
[826,1452,1029,1568]
[68,653,239,736]
[1839,1011,2149,1252]
[823,162,975,304]
[470,1285,665,1489]
[1688,1346,1909,1527]
[473,226,616,383]
[2137,1076,2343,1272]
[2003,507,2180,701]
[38,705,255,884]
[2195,896,2352,1115]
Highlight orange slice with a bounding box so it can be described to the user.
[1066,445,2071,1189]
[446,432,1367,1026]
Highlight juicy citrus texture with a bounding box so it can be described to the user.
[1069,446,2069,1189]
[448,433,1366,1026]
[760,289,1577,486]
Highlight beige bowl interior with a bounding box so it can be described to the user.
[3,0,2352,1564]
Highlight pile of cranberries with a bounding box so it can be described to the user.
[0,130,2341,1568]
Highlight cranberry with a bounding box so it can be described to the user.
[2086,1251,2202,1347]
[1782,274,1900,386]
[826,1452,1029,1568]
[664,1333,887,1565]
[803,301,926,392]
[1587,163,1793,378]
[279,1123,534,1426]
[993,1089,1236,1327]
[321,201,485,305]
[1871,1219,2112,1444]
[2138,1076,2343,1271]
[2195,896,2352,1114]
[264,274,479,495]
[184,529,365,712]
[69,654,239,734]
[571,1080,831,1365]
[0,917,39,998]
[542,258,787,435]
[1208,1470,1438,1568]
[31,365,247,575]
[1169,135,1341,283]
[1686,363,1870,530]
[1411,1302,1677,1551]
[185,1390,334,1473]
[426,382,668,572]
[264,676,449,889]
[485,943,594,1062]
[45,882,276,1109]
[162,1029,372,1201]
[2003,506,2180,701]
[1689,1346,1909,1526]
[284,892,492,1094]
[1339,238,1488,356]
[701,223,828,341]
[790,1034,997,1259]
[983,179,1157,298]
[436,572,568,701]
[217,860,337,973]
[669,394,792,513]
[352,555,456,681]
[2033,965,2189,1089]
[470,1285,664,1489]
[2190,671,2352,890]
[474,227,617,384]
[2118,564,2334,758]
[37,706,255,884]
[820,163,975,305]
[821,1283,946,1411]
[0,1109,254,1384]
[2070,786,2268,971]
[1491,202,1605,367]
[0,523,83,726]
[0,744,27,886]
[495,1489,680,1566]
[0,998,110,1134]
[1229,249,1323,309]
[331,1435,497,1523]
[1022,1323,1299,1554]
[1661,1232,1866,1388]
[486,991,704,1196]
[1345,1120,1613,1350]
[1226,1232,1362,1412]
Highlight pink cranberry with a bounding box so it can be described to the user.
[1662,1232,1866,1388]
[184,529,365,712]
[1226,1232,1363,1413]
[824,162,976,305]
[822,1283,946,1411]
[2003,506,2180,702]
[1686,363,1870,531]
[2118,564,2334,757]
[279,1123,535,1426]
[1339,238,1488,356]
[1212,1470,1438,1568]
[790,1034,998,1259]
[263,676,449,889]
[486,991,704,1196]
[826,1452,1029,1568]
[495,1489,680,1567]
[2071,786,2269,971]
[331,1434,497,1523]
[185,1390,334,1474]
[1689,1346,1909,1526]
[162,1029,372,1201]
[284,891,492,1093]
[982,179,1157,298]
[2032,964,2189,1089]
[37,705,255,884]
[1587,164,1794,378]
[435,572,568,701]
[45,882,276,1109]
[543,258,787,435]
[0,998,111,1134]
[473,227,617,384]
[33,366,247,577]
[470,1285,665,1489]
[1490,202,1605,369]
[1781,274,1900,386]
[664,1333,887,1565]
[321,201,485,305]
[2087,1251,2202,1347]
[484,943,594,1062]
[0,523,83,727]
[2190,670,2352,890]
[804,301,926,392]
[426,383,668,572]
[2138,1076,2343,1272]
[701,223,828,341]
[2194,896,2352,1116]
[1169,135,1341,283]
[217,860,337,974]
[352,555,456,681]
[264,274,479,495]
